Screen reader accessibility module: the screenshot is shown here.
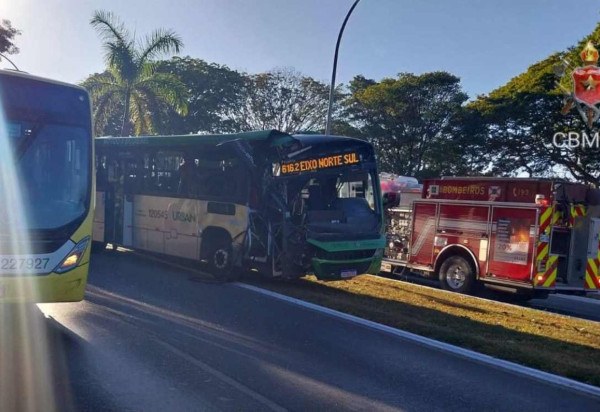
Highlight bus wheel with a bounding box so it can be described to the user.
[439,255,475,294]
[207,240,234,280]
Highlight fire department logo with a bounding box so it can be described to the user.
[488,185,501,201]
[560,41,600,129]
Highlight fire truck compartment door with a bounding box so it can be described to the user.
[587,217,600,259]
[487,207,536,283]
[564,214,595,287]
[409,202,437,267]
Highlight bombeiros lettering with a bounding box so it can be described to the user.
[440,184,484,196]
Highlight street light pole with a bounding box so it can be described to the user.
[0,53,20,71]
[325,0,361,136]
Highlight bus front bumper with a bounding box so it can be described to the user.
[311,255,383,280]
[308,236,385,280]
[0,264,88,303]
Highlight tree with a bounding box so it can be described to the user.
[232,68,332,133]
[83,10,187,136]
[0,19,21,64]
[0,19,20,55]
[471,23,600,186]
[155,57,247,134]
[345,72,487,179]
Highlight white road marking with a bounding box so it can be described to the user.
[116,248,600,396]
[154,339,287,412]
[235,282,600,399]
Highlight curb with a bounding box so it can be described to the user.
[235,282,600,399]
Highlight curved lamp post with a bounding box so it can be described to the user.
[0,53,19,71]
[325,0,361,135]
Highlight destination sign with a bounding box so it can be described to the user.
[280,152,360,175]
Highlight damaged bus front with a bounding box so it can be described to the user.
[250,134,386,280]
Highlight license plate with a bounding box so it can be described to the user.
[380,262,392,272]
[0,257,51,273]
[340,269,357,278]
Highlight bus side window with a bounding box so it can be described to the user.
[123,157,140,193]
[197,158,243,202]
[177,152,198,197]
[140,153,155,193]
[96,154,108,191]
[153,151,183,196]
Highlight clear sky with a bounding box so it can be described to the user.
[1,0,599,98]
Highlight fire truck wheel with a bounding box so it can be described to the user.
[439,255,475,294]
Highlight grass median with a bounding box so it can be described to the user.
[246,274,600,387]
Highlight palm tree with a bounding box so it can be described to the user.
[84,10,188,136]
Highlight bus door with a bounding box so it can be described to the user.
[122,193,134,247]
[120,157,139,247]
[94,155,109,243]
[105,158,130,245]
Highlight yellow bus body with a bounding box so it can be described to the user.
[0,210,93,303]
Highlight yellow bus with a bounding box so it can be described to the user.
[0,70,93,302]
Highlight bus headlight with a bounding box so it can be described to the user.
[55,237,90,274]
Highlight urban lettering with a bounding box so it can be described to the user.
[172,211,197,223]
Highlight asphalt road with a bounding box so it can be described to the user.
[384,271,600,322]
[6,250,600,411]
[528,294,600,322]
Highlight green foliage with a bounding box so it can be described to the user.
[470,23,600,186]
[0,19,20,56]
[155,57,247,134]
[233,67,333,133]
[83,10,187,136]
[345,72,487,179]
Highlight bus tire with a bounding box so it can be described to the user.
[207,239,234,280]
[439,255,475,294]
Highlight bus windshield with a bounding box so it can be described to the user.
[0,74,92,233]
[286,168,381,237]
[11,121,90,230]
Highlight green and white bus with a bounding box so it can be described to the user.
[93,130,385,280]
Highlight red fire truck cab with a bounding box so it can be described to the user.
[382,177,600,298]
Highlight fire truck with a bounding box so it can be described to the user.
[381,176,600,298]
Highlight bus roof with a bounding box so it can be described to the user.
[291,134,369,145]
[95,131,372,149]
[96,129,293,148]
[0,69,88,93]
